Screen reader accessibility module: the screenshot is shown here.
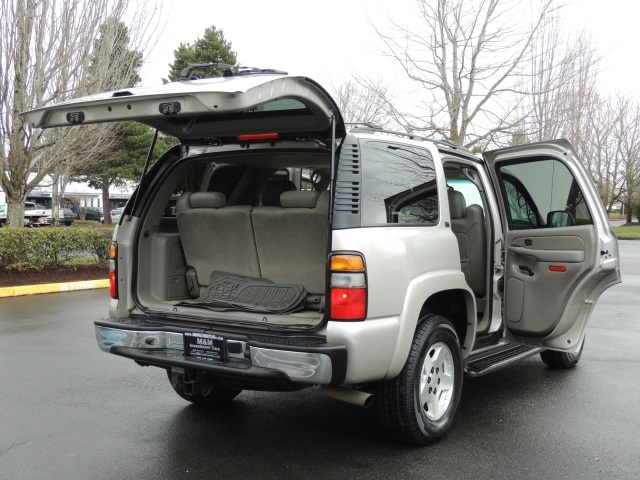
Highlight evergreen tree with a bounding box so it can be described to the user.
[75,122,173,224]
[166,26,237,82]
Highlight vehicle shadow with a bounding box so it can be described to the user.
[154,357,583,479]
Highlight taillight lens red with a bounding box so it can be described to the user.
[109,271,117,298]
[109,242,118,299]
[331,288,366,320]
[329,253,367,321]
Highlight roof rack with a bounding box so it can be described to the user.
[344,122,383,130]
[347,124,471,153]
[178,63,288,81]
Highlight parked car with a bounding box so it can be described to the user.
[0,202,49,227]
[23,67,621,444]
[100,207,123,225]
[40,206,75,226]
[79,206,102,222]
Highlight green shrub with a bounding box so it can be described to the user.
[83,229,113,268]
[0,227,113,270]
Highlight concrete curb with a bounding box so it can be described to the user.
[0,279,109,298]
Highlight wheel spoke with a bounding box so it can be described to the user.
[419,365,430,406]
[430,345,447,365]
[439,372,454,392]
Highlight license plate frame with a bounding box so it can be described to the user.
[184,332,226,362]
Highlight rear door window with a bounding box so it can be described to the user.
[497,159,593,229]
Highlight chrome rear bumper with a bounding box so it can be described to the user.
[95,324,346,386]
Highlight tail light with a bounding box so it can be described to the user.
[329,253,367,321]
[109,242,118,299]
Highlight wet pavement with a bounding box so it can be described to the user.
[1,242,639,480]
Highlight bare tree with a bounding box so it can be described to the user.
[369,0,560,148]
[523,21,601,143]
[579,95,624,212]
[332,78,396,128]
[615,98,640,221]
[0,0,159,227]
[570,94,640,217]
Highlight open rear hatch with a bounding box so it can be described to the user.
[23,73,346,143]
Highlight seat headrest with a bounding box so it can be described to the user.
[448,189,466,219]
[190,192,226,209]
[261,178,297,206]
[182,192,226,210]
[280,191,320,208]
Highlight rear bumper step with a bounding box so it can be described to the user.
[465,345,542,377]
[95,323,347,386]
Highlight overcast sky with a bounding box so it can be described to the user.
[139,0,640,96]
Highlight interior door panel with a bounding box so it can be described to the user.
[504,227,595,335]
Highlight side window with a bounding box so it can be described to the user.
[361,141,438,225]
[498,159,592,229]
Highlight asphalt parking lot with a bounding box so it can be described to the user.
[1,241,639,480]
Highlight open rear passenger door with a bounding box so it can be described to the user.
[484,140,621,351]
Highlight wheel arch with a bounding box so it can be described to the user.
[419,289,474,357]
[384,271,476,380]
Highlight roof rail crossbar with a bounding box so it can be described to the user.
[179,63,235,80]
[179,64,288,81]
[344,122,383,130]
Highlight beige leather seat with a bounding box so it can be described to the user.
[448,189,486,297]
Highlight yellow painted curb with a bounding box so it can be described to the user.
[0,279,109,298]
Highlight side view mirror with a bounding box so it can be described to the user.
[547,210,575,227]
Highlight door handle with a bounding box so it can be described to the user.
[518,265,534,276]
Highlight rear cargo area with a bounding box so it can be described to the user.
[132,147,331,328]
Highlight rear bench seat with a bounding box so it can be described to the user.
[176,192,260,286]
[252,190,329,296]
[176,190,329,302]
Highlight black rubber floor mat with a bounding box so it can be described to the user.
[177,271,307,314]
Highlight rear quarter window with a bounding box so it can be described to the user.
[361,140,438,226]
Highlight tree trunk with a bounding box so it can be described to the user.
[52,175,60,226]
[102,179,112,224]
[7,196,27,228]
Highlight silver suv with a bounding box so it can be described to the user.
[24,68,621,444]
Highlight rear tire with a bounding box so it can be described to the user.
[167,370,242,405]
[377,314,463,445]
[540,340,584,369]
